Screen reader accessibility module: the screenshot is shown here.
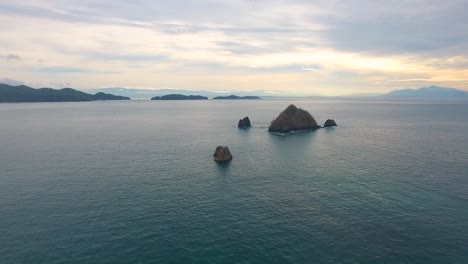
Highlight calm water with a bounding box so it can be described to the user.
[1,99,468,264]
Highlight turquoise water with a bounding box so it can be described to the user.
[1,99,468,264]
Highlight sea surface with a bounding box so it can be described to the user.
[1,99,468,264]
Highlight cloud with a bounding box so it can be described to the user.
[32,67,119,75]
[88,52,167,62]
[1,54,22,60]
[319,0,468,55]
[0,0,467,94]
[34,67,92,74]
[0,77,24,85]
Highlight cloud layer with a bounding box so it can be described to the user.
[1,0,467,95]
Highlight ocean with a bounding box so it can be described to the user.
[1,99,467,264]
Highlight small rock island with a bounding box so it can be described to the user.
[324,119,337,127]
[268,104,320,133]
[213,95,261,100]
[151,94,208,100]
[214,146,233,162]
[238,116,251,128]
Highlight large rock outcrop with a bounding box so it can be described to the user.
[213,146,233,162]
[268,104,320,133]
[238,116,251,127]
[324,119,337,127]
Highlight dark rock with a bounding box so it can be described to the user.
[213,146,233,162]
[238,116,251,127]
[324,119,337,127]
[268,104,320,133]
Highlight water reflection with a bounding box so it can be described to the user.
[268,130,318,161]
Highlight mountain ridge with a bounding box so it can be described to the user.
[86,87,309,99]
[382,86,468,98]
[213,95,261,100]
[151,94,208,100]
[0,83,130,102]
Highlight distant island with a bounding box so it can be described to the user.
[213,95,261,99]
[86,87,277,99]
[151,94,208,100]
[382,86,468,98]
[0,83,130,102]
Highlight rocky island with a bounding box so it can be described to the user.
[151,94,208,100]
[238,116,251,128]
[213,95,261,100]
[324,119,337,127]
[268,104,321,133]
[214,146,233,162]
[0,83,130,102]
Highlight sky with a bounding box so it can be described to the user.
[1,0,468,96]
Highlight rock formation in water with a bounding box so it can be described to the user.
[324,119,337,127]
[268,104,320,133]
[151,94,208,100]
[213,146,233,162]
[238,116,251,128]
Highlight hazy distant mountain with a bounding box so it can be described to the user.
[87,88,220,99]
[213,95,261,99]
[86,87,303,99]
[151,94,208,100]
[0,78,23,86]
[0,83,130,102]
[383,86,468,98]
[336,93,384,98]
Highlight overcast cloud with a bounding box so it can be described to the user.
[1,0,467,95]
